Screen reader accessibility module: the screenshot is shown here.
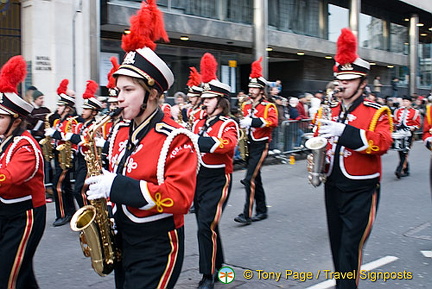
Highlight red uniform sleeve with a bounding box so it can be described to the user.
[0,141,39,197]
[110,132,198,215]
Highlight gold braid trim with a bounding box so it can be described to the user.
[426,105,432,127]
[368,106,393,133]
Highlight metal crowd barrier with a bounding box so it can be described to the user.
[269,119,314,155]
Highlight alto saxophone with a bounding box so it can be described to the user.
[305,88,343,187]
[70,108,123,276]
[56,117,76,170]
[39,113,55,162]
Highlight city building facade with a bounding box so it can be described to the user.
[0,0,431,110]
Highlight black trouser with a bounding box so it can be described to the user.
[396,136,412,174]
[73,154,88,208]
[195,167,231,275]
[242,141,269,218]
[324,182,380,289]
[115,226,184,289]
[52,151,76,219]
[0,205,46,289]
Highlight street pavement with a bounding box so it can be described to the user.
[34,140,432,288]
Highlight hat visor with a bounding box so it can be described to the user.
[114,68,144,80]
[335,74,362,80]
[201,92,220,98]
[0,107,12,115]
[82,104,94,109]
[248,84,263,88]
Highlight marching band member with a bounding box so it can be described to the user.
[234,57,278,225]
[65,80,103,207]
[186,66,205,127]
[192,53,238,289]
[0,56,46,289]
[159,92,172,119]
[84,1,199,288]
[393,95,420,178]
[422,104,432,191]
[316,28,392,289]
[45,79,82,227]
[101,57,123,170]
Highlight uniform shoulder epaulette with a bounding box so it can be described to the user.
[363,101,382,110]
[155,122,178,136]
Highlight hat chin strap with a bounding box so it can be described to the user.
[137,90,150,118]
[4,116,17,138]
[346,77,365,100]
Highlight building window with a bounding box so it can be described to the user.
[328,4,348,42]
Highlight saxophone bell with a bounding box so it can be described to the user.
[305,136,327,187]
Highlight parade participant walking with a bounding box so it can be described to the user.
[316,28,393,289]
[84,1,199,288]
[186,66,205,127]
[192,53,238,289]
[45,79,81,227]
[234,57,278,225]
[393,95,420,178]
[65,80,103,207]
[0,56,46,289]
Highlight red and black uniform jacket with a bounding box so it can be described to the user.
[187,106,206,127]
[51,115,83,152]
[0,130,45,215]
[423,105,432,141]
[393,106,421,132]
[325,99,393,189]
[192,115,239,174]
[107,109,198,242]
[242,100,278,141]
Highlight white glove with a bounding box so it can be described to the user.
[95,137,106,148]
[424,137,432,150]
[240,117,252,129]
[319,119,346,138]
[85,169,117,200]
[45,127,56,137]
[63,132,73,141]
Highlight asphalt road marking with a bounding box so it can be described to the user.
[305,256,399,289]
[421,250,432,258]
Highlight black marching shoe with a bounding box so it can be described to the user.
[53,215,72,227]
[252,213,268,222]
[198,275,214,289]
[234,213,252,225]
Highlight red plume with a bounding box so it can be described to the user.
[121,0,169,52]
[83,80,99,99]
[200,53,218,83]
[0,55,27,94]
[335,28,358,65]
[57,79,69,95]
[107,57,119,89]
[187,67,201,87]
[250,57,263,78]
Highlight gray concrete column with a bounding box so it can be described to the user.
[319,0,329,39]
[383,19,391,51]
[409,14,419,96]
[253,0,268,78]
[349,0,360,41]
[89,0,100,85]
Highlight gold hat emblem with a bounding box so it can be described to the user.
[340,63,353,71]
[123,52,136,65]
